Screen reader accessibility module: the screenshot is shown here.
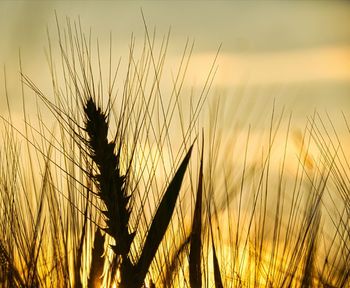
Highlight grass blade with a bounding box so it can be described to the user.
[189,137,204,288]
[134,144,194,287]
[209,211,223,288]
[212,238,224,288]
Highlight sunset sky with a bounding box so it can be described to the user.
[0,1,350,151]
[1,1,349,109]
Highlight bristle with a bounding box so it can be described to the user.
[163,235,191,287]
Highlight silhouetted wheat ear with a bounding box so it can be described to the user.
[83,97,135,273]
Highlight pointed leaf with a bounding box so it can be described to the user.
[209,212,224,288]
[189,137,204,288]
[134,144,194,286]
[212,239,224,288]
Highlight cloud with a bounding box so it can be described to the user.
[181,46,350,86]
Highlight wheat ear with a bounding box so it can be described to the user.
[84,97,135,282]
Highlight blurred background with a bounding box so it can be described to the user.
[1,1,349,115]
[1,1,349,173]
[1,1,350,187]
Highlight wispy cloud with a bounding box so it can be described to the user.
[182,46,350,86]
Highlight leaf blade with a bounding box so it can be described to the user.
[134,144,194,286]
[189,138,204,288]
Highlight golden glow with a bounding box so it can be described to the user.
[0,2,348,287]
[179,46,350,87]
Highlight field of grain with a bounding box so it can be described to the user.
[0,4,349,288]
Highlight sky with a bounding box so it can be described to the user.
[0,1,350,157]
[1,1,349,112]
